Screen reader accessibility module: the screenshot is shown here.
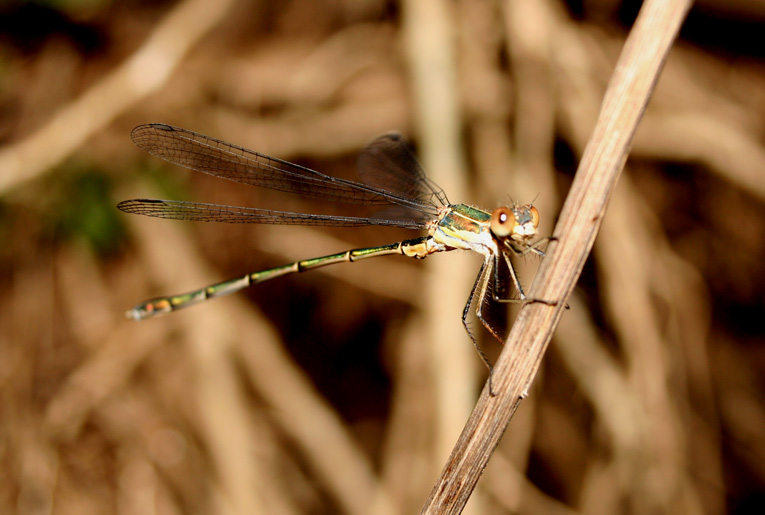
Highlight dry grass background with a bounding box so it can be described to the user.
[0,0,763,514]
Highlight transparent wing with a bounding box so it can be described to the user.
[117,199,432,230]
[131,124,443,216]
[357,132,449,208]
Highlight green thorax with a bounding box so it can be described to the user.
[432,204,494,252]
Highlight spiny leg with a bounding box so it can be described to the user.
[511,236,568,308]
[512,236,555,257]
[471,252,550,395]
[462,257,501,392]
[494,251,527,302]
[494,245,558,307]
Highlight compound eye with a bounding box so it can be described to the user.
[529,205,540,229]
[490,207,516,238]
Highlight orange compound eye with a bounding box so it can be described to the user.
[490,207,517,238]
[529,205,540,229]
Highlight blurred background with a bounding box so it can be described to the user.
[1,0,764,513]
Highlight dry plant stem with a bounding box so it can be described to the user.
[420,0,693,513]
[401,0,479,485]
[0,0,234,194]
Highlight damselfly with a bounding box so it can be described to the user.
[119,124,548,369]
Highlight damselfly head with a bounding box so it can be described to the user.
[490,204,539,243]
